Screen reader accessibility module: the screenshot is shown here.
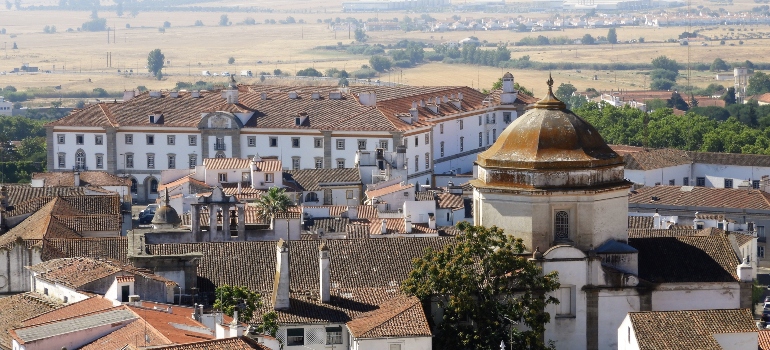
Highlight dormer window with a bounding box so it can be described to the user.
[149,115,155,123]
[295,117,301,126]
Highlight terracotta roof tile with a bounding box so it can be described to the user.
[81,318,173,350]
[43,237,129,263]
[369,218,438,236]
[629,309,756,350]
[356,205,379,219]
[629,185,770,210]
[159,175,211,194]
[252,160,282,172]
[284,168,361,192]
[126,302,215,344]
[204,158,252,170]
[628,216,654,229]
[614,148,691,171]
[760,329,770,350]
[366,183,413,199]
[0,293,61,348]
[628,228,699,238]
[436,192,464,209]
[629,235,740,283]
[150,337,270,350]
[346,294,431,338]
[0,198,82,249]
[22,296,115,327]
[31,171,131,187]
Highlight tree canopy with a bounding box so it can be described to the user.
[710,58,729,72]
[253,187,293,222]
[402,222,560,350]
[369,55,392,72]
[354,28,368,42]
[213,284,261,323]
[748,71,770,96]
[147,49,165,77]
[607,28,618,44]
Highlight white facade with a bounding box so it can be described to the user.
[0,96,12,116]
[624,155,770,189]
[349,336,432,350]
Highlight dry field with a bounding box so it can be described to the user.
[0,6,768,106]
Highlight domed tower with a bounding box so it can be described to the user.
[471,75,631,252]
[152,189,182,230]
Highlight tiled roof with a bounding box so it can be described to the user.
[760,329,770,350]
[126,302,215,344]
[81,318,172,350]
[22,296,115,327]
[253,160,282,172]
[369,218,438,236]
[366,182,413,199]
[204,158,251,170]
[284,168,361,192]
[0,198,82,249]
[3,185,85,209]
[149,337,270,350]
[628,185,770,210]
[304,217,354,233]
[356,205,379,219]
[629,309,756,350]
[628,216,654,229]
[436,192,464,209]
[49,85,514,133]
[689,150,770,167]
[629,235,740,283]
[27,257,175,289]
[144,238,452,323]
[159,175,211,194]
[43,237,129,263]
[614,148,691,171]
[346,294,431,338]
[628,228,699,238]
[221,183,265,200]
[31,171,131,187]
[0,293,61,349]
[610,145,770,169]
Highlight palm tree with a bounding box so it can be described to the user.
[253,187,293,223]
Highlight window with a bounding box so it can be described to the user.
[168,155,176,169]
[244,136,255,147]
[346,190,353,199]
[460,137,464,151]
[724,178,733,188]
[269,137,277,147]
[556,286,575,317]
[414,136,418,147]
[130,178,137,194]
[759,246,765,259]
[306,192,319,202]
[242,172,250,182]
[75,150,86,169]
[188,154,197,169]
[188,135,197,146]
[379,140,388,149]
[147,154,155,169]
[415,155,419,171]
[683,177,689,186]
[43,288,48,295]
[696,177,706,187]
[504,112,512,123]
[218,173,227,182]
[326,327,343,345]
[95,135,103,145]
[265,173,274,183]
[478,115,482,125]
[315,158,323,169]
[95,154,103,169]
[440,141,445,157]
[167,135,175,145]
[76,134,84,145]
[149,179,158,194]
[215,137,226,150]
[125,134,133,144]
[486,131,489,145]
[314,138,323,148]
[759,226,765,238]
[146,135,155,145]
[491,113,496,123]
[425,152,429,169]
[403,191,409,197]
[358,140,367,150]
[57,134,65,144]
[668,179,675,186]
[58,152,66,168]
[292,157,300,170]
[125,154,134,168]
[754,180,761,189]
[337,159,345,168]
[291,137,300,148]
[389,344,402,350]
[492,128,497,141]
[425,134,429,145]
[459,120,464,130]
[478,132,483,147]
[554,210,569,241]
[336,139,345,150]
[63,296,68,303]
[440,123,444,134]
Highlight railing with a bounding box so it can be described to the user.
[214,143,226,151]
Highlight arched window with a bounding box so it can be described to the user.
[554,211,569,241]
[150,179,158,194]
[130,178,138,194]
[215,151,226,158]
[305,192,318,202]
[75,150,86,170]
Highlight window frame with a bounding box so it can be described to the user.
[336,139,345,150]
[379,140,389,150]
[314,137,323,148]
[460,137,464,151]
[554,210,570,242]
[459,120,463,130]
[125,153,134,168]
[724,178,733,188]
[95,154,104,169]
[218,173,228,182]
[265,173,274,183]
[440,141,445,157]
[146,134,155,145]
[292,157,300,170]
[440,123,444,134]
[358,139,367,150]
[336,159,345,169]
[326,327,343,345]
[57,152,66,168]
[696,177,706,187]
[188,154,197,169]
[415,155,419,171]
[425,152,429,170]
[683,177,689,186]
[147,153,155,169]
[188,135,197,146]
[269,137,278,147]
[167,135,175,145]
[425,133,429,145]
[478,132,483,147]
[168,154,176,169]
[291,137,300,148]
[95,135,103,145]
[247,136,256,147]
[753,180,761,189]
[314,158,323,169]
[76,134,84,145]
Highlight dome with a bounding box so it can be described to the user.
[152,190,181,227]
[477,76,622,170]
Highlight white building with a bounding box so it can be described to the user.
[46,74,534,202]
[471,79,753,349]
[0,96,12,116]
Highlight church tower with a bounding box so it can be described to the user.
[471,75,631,252]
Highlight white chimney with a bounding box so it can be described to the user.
[73,172,81,186]
[404,215,413,234]
[359,91,377,106]
[191,90,201,98]
[428,214,436,229]
[653,213,661,229]
[457,92,463,100]
[319,242,330,303]
[272,239,290,310]
[737,257,753,282]
[312,92,321,100]
[149,91,162,98]
[122,90,135,102]
[288,91,298,99]
[169,91,179,98]
[260,92,267,100]
[381,219,387,234]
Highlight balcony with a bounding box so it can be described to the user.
[214,143,227,151]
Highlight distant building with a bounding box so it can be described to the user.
[0,96,11,116]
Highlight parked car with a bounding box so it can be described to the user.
[763,309,770,322]
[138,204,158,224]
[222,72,230,77]
[764,301,770,310]
[764,296,770,303]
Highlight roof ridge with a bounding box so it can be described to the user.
[353,296,419,335]
[14,305,130,331]
[98,103,118,127]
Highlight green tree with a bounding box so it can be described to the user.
[273,69,282,76]
[748,71,770,95]
[354,28,368,42]
[402,222,560,350]
[296,67,323,77]
[581,33,595,45]
[147,49,165,77]
[723,87,737,105]
[651,56,680,74]
[555,83,577,101]
[213,285,261,323]
[710,58,729,72]
[369,55,392,72]
[219,14,229,26]
[254,187,293,222]
[194,20,203,26]
[115,0,123,16]
[163,21,170,28]
[254,312,281,347]
[607,28,618,44]
[228,57,235,65]
[667,92,689,111]
[338,77,349,86]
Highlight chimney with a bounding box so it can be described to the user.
[457,92,463,100]
[319,242,330,303]
[348,206,358,219]
[409,101,418,121]
[359,91,377,106]
[122,90,135,102]
[653,213,661,229]
[381,219,387,234]
[312,92,321,100]
[288,91,298,99]
[404,215,413,234]
[169,91,179,98]
[737,257,753,282]
[73,172,81,186]
[272,239,290,310]
[428,214,436,229]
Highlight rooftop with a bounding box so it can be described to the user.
[31,171,131,187]
[346,294,431,339]
[284,168,361,192]
[628,309,756,350]
[628,185,770,211]
[629,235,740,283]
[0,293,61,348]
